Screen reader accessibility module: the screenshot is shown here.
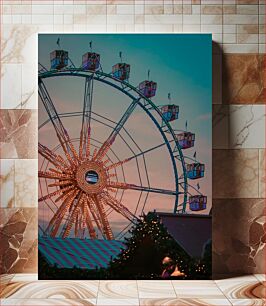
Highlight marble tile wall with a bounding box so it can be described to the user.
[0,0,265,277]
[0,208,37,274]
[0,110,37,158]
[213,199,265,276]
[0,274,265,303]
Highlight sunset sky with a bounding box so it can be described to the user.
[38,34,212,239]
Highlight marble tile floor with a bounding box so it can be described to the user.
[0,274,265,305]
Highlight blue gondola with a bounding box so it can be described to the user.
[50,50,68,70]
[82,52,100,71]
[112,63,130,81]
[160,104,179,122]
[139,80,157,98]
[189,195,207,211]
[176,132,195,149]
[187,163,205,179]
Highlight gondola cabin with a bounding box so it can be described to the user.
[82,52,100,71]
[186,163,205,180]
[50,50,68,70]
[176,132,195,149]
[189,195,207,211]
[139,80,157,98]
[160,104,179,122]
[112,63,130,81]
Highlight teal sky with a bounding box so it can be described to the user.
[39,34,212,143]
[38,34,212,237]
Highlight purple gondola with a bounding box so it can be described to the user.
[160,104,179,122]
[189,195,207,211]
[139,80,157,98]
[176,132,195,149]
[112,63,130,81]
[82,52,100,71]
[50,50,68,70]
[186,163,205,179]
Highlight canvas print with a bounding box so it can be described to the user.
[38,34,212,280]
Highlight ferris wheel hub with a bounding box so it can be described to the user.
[76,160,108,194]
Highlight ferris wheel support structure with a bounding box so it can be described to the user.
[38,67,188,214]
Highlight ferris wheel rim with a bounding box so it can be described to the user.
[38,67,188,213]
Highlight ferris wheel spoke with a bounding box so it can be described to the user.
[82,197,97,239]
[85,195,105,238]
[38,185,75,203]
[49,190,80,237]
[115,222,132,240]
[180,182,203,196]
[95,98,140,162]
[79,204,87,239]
[38,143,70,173]
[108,181,180,196]
[45,188,79,237]
[38,79,79,165]
[79,76,94,160]
[106,158,130,171]
[38,190,60,203]
[74,214,80,238]
[105,147,166,177]
[101,192,136,222]
[92,195,114,240]
[128,141,168,161]
[48,179,74,188]
[106,141,171,173]
[38,170,73,180]
[61,191,83,238]
[77,194,96,239]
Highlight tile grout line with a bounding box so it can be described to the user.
[213,278,232,303]
[136,279,140,305]
[96,278,100,305]
[258,146,260,198]
[171,280,179,299]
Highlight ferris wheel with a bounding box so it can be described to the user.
[38,40,207,240]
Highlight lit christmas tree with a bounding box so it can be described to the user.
[106,212,194,279]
